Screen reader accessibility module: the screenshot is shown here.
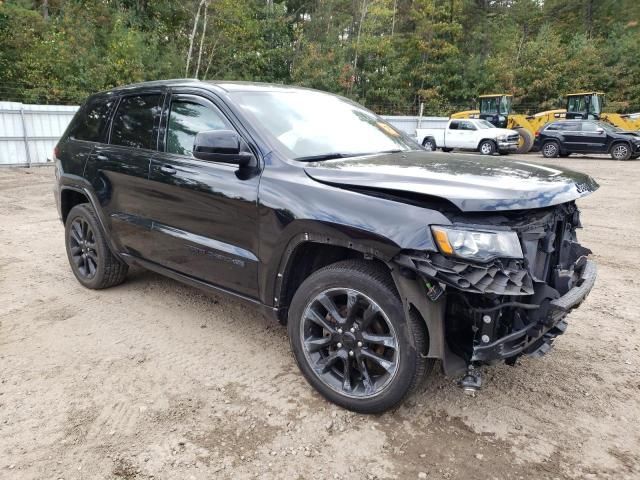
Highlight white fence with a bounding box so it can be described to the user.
[383,115,449,136]
[0,102,79,166]
[0,102,447,166]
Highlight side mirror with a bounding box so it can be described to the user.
[193,130,253,167]
[595,127,604,134]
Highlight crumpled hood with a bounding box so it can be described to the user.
[304,151,599,212]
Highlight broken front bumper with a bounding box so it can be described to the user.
[472,260,597,362]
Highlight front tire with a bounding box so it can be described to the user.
[288,260,432,413]
[479,140,496,155]
[610,142,632,161]
[542,141,560,158]
[65,203,128,289]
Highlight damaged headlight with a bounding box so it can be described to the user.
[431,226,523,262]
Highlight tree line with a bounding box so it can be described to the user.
[1,0,639,116]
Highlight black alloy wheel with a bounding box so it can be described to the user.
[299,288,399,399]
[65,203,128,289]
[68,217,98,279]
[288,260,433,413]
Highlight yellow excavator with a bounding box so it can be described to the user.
[451,94,564,154]
[564,91,640,131]
[452,92,640,153]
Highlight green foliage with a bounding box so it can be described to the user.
[1,0,639,115]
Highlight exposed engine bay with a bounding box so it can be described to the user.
[395,201,597,391]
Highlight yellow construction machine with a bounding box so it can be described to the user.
[451,94,564,154]
[565,92,640,131]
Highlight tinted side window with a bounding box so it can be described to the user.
[69,98,113,142]
[581,122,600,132]
[110,94,162,150]
[449,121,459,130]
[560,123,580,131]
[166,100,230,156]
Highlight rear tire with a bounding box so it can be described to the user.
[422,137,437,152]
[479,140,496,155]
[610,142,632,161]
[514,127,534,154]
[288,260,433,413]
[441,147,453,153]
[65,203,128,289]
[542,141,560,158]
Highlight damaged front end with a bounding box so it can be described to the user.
[394,202,597,389]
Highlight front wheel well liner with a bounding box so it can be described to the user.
[276,242,389,323]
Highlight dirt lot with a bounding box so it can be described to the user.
[1,154,639,480]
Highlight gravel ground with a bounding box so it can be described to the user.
[1,154,639,480]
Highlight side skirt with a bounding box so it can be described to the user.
[120,253,279,322]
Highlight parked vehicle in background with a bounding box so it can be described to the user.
[536,120,640,160]
[54,80,598,413]
[416,118,519,155]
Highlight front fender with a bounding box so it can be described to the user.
[257,168,451,306]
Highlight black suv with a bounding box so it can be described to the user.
[536,119,640,160]
[54,80,598,413]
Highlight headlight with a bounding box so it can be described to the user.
[496,134,507,141]
[431,226,523,262]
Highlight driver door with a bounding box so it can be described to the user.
[145,92,261,297]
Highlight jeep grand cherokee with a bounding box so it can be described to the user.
[54,80,598,413]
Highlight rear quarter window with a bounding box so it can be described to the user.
[67,98,113,142]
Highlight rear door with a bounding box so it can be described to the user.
[145,91,261,297]
[85,91,164,257]
[579,122,608,153]
[558,122,583,151]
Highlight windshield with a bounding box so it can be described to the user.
[230,90,418,160]
[476,120,496,129]
[480,96,510,115]
[598,121,624,133]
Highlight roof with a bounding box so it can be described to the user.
[105,79,312,94]
[566,91,606,96]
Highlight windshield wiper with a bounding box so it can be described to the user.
[295,150,405,162]
[294,152,366,162]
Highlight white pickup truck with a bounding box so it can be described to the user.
[416,118,520,155]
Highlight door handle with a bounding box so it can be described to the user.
[159,165,177,175]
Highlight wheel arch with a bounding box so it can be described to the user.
[58,174,123,259]
[421,136,436,148]
[274,234,393,323]
[60,187,90,223]
[609,139,632,152]
[477,138,496,150]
